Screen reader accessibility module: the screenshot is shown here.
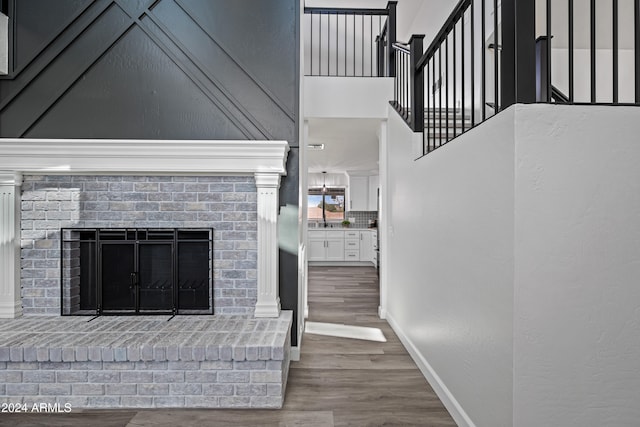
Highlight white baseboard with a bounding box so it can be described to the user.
[378,305,386,319]
[386,311,476,427]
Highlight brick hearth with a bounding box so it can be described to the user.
[0,312,292,408]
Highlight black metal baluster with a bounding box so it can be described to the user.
[362,15,365,76]
[569,0,574,102]
[371,16,374,77]
[481,0,486,120]
[378,16,382,76]
[462,10,466,133]
[547,0,552,102]
[433,57,436,147]
[636,0,640,103]
[440,47,444,146]
[446,36,449,143]
[311,11,314,75]
[327,12,331,76]
[613,0,618,103]
[471,0,475,128]
[591,0,596,103]
[353,14,356,76]
[453,23,457,138]
[345,13,347,76]
[493,0,498,114]
[427,58,431,152]
[319,13,323,76]
[336,12,339,76]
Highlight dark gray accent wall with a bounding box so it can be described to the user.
[0,0,299,343]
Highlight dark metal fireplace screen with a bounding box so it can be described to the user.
[61,228,213,316]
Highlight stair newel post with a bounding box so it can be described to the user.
[535,36,551,102]
[501,0,536,107]
[376,35,385,77]
[386,1,398,78]
[409,35,425,133]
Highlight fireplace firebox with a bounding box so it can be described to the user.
[61,228,213,315]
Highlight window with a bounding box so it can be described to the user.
[308,188,345,222]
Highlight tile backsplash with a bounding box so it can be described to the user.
[309,211,378,228]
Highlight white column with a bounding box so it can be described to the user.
[0,172,22,318]
[254,173,281,318]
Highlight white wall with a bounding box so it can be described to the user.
[385,103,640,427]
[386,104,515,427]
[304,76,393,118]
[512,105,640,427]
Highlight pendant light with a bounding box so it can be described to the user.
[322,171,327,193]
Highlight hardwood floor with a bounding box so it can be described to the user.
[283,266,456,426]
[0,266,456,427]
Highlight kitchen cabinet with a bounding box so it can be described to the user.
[308,230,344,261]
[349,176,369,211]
[348,174,379,211]
[359,231,373,262]
[308,229,377,265]
[344,230,360,261]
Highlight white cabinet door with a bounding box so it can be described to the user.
[359,231,373,262]
[326,239,345,261]
[308,239,326,261]
[368,175,379,211]
[349,176,369,211]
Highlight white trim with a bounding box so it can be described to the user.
[254,173,282,318]
[386,311,476,427]
[290,346,300,361]
[0,139,289,175]
[377,306,386,319]
[0,173,22,318]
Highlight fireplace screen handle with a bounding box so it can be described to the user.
[130,272,138,289]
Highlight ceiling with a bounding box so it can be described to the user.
[307,118,381,175]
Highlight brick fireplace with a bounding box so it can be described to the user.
[0,139,292,408]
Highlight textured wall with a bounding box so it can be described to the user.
[20,175,257,316]
[385,104,515,427]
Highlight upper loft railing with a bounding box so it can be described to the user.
[303,1,397,77]
[390,0,640,157]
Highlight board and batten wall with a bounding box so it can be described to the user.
[385,103,640,426]
[0,0,300,344]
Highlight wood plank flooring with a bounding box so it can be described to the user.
[284,266,456,426]
[0,266,456,427]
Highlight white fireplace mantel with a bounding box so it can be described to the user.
[0,139,289,318]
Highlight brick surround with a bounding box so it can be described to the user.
[20,175,258,316]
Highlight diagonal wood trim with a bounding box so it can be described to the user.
[0,0,113,110]
[139,12,271,140]
[11,0,94,76]
[4,4,135,137]
[175,0,295,122]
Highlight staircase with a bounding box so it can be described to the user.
[423,108,473,153]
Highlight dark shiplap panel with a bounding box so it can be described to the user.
[0,3,132,137]
[151,0,295,142]
[14,0,93,71]
[0,0,113,106]
[0,0,298,145]
[175,0,297,118]
[26,25,247,140]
